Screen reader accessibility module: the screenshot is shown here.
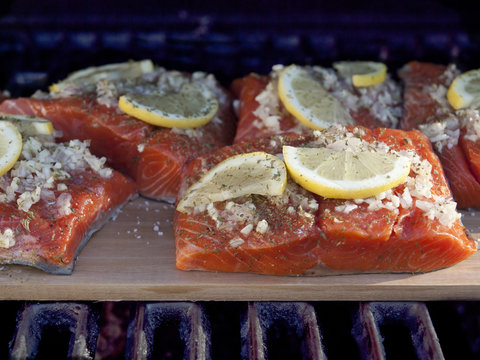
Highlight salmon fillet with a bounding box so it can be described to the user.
[175,132,323,275]
[0,136,136,274]
[0,72,236,201]
[230,65,402,143]
[175,126,475,275]
[314,128,475,272]
[398,61,480,208]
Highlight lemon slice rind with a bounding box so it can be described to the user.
[0,114,54,136]
[282,146,411,199]
[118,83,219,128]
[50,59,155,93]
[278,64,354,130]
[176,152,287,213]
[447,69,480,110]
[333,61,387,87]
[0,121,22,177]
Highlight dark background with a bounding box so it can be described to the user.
[0,0,478,95]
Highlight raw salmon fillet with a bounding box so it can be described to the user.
[175,126,475,275]
[0,69,236,201]
[314,127,474,272]
[175,133,324,275]
[230,64,402,143]
[399,61,480,208]
[0,135,136,274]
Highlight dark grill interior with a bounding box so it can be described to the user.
[1,1,479,96]
[1,301,480,359]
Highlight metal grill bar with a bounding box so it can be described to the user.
[352,302,444,360]
[242,302,326,360]
[126,302,210,360]
[9,302,98,360]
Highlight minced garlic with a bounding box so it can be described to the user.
[420,110,480,153]
[312,66,402,128]
[253,68,309,134]
[0,228,15,248]
[0,133,113,213]
[229,238,245,248]
[320,126,459,227]
[240,224,253,236]
[255,219,269,234]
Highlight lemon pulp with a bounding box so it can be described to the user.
[0,121,22,177]
[333,61,387,87]
[447,69,480,110]
[278,64,354,130]
[119,82,219,128]
[0,114,54,136]
[282,145,411,199]
[50,59,154,93]
[176,152,287,212]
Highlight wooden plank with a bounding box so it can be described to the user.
[0,198,479,301]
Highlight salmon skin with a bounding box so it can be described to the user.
[230,65,402,143]
[0,135,136,274]
[0,70,236,201]
[398,61,480,209]
[175,126,476,275]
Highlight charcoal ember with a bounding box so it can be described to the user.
[95,302,132,360]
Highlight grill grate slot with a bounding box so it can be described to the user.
[313,302,361,359]
[126,302,210,360]
[242,302,326,360]
[0,302,22,360]
[352,302,444,360]
[427,301,480,359]
[9,302,99,360]
[2,301,480,359]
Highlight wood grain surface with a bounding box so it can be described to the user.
[1,198,479,301]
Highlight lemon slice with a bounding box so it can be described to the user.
[282,146,411,199]
[176,152,287,212]
[50,59,154,93]
[0,114,54,136]
[0,121,22,177]
[118,83,219,128]
[447,69,480,110]
[333,61,387,87]
[278,64,354,130]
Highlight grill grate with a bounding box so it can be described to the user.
[2,301,480,359]
[126,302,210,360]
[352,302,443,360]
[9,302,99,360]
[243,302,325,360]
